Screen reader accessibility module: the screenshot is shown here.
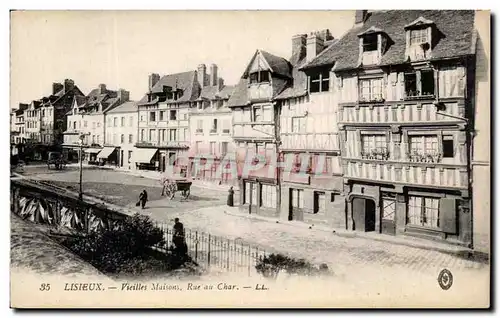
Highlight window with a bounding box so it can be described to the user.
[291,117,306,133]
[140,115,145,122]
[150,112,156,122]
[210,142,216,155]
[361,135,387,157]
[409,135,438,155]
[183,113,188,120]
[196,119,203,133]
[140,129,145,142]
[404,70,435,98]
[363,34,378,52]
[261,184,277,208]
[112,134,117,145]
[159,111,164,121]
[92,135,95,144]
[149,129,156,142]
[73,122,76,130]
[442,135,454,158]
[410,28,428,46]
[84,121,88,128]
[97,122,100,128]
[119,134,124,144]
[161,129,166,142]
[222,120,230,134]
[183,128,187,141]
[113,117,117,127]
[221,142,229,155]
[249,71,270,84]
[107,118,111,127]
[169,129,176,141]
[92,122,96,129]
[359,78,383,101]
[211,119,218,132]
[128,150,132,163]
[170,110,177,120]
[121,117,125,127]
[128,134,133,144]
[309,70,330,93]
[195,141,202,153]
[129,116,133,126]
[244,182,257,205]
[313,192,326,214]
[290,189,304,209]
[253,107,262,122]
[407,196,439,228]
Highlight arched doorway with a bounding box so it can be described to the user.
[352,197,376,232]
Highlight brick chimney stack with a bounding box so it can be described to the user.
[118,89,130,102]
[148,73,160,91]
[98,84,107,94]
[64,79,75,92]
[355,10,368,26]
[197,64,208,88]
[210,64,218,87]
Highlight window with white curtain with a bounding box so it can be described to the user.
[362,135,387,153]
[407,196,440,228]
[359,78,383,101]
[260,184,277,208]
[409,135,438,155]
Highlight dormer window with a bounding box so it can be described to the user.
[404,17,435,61]
[363,34,378,52]
[357,27,391,66]
[249,71,270,84]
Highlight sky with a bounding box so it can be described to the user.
[10,10,354,109]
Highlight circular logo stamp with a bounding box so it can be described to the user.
[438,269,453,290]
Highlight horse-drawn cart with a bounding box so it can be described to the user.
[163,179,192,200]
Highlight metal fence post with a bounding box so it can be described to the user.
[195,231,198,262]
[207,233,211,268]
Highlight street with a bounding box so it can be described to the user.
[14,165,490,297]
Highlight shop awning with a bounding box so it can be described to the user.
[133,148,158,164]
[84,148,102,154]
[97,147,116,159]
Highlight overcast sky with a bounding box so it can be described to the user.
[10,10,354,109]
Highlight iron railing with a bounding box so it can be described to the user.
[154,223,269,275]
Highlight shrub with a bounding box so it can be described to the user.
[59,213,185,275]
[255,253,330,279]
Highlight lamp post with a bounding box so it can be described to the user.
[78,133,87,200]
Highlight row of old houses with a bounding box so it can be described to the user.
[10,10,489,254]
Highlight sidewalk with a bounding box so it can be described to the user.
[66,163,240,193]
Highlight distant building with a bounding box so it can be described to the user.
[105,101,139,170]
[22,79,85,160]
[135,68,198,173]
[63,84,130,164]
[188,64,235,184]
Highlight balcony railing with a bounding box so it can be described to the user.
[222,129,230,134]
[210,129,217,134]
[344,159,467,189]
[406,151,442,164]
[196,128,203,133]
[360,149,390,161]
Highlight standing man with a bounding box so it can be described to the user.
[138,189,148,209]
[172,218,186,255]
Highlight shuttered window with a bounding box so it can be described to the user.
[291,189,304,209]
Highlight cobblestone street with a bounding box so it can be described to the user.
[16,166,490,296]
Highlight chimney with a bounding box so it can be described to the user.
[210,64,218,86]
[64,79,74,92]
[52,82,63,95]
[306,32,325,62]
[148,73,160,90]
[98,84,107,94]
[118,89,130,102]
[197,64,207,88]
[217,78,224,92]
[355,10,368,26]
[292,34,307,62]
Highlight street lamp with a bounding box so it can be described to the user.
[78,133,88,200]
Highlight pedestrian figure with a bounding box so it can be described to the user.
[161,178,169,196]
[227,186,234,207]
[138,189,148,209]
[172,217,187,255]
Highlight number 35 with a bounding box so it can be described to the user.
[39,283,50,291]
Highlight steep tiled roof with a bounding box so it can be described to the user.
[302,10,476,71]
[139,71,199,104]
[218,85,235,99]
[242,50,293,79]
[106,101,137,114]
[227,78,250,108]
[274,59,309,100]
[199,86,219,100]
